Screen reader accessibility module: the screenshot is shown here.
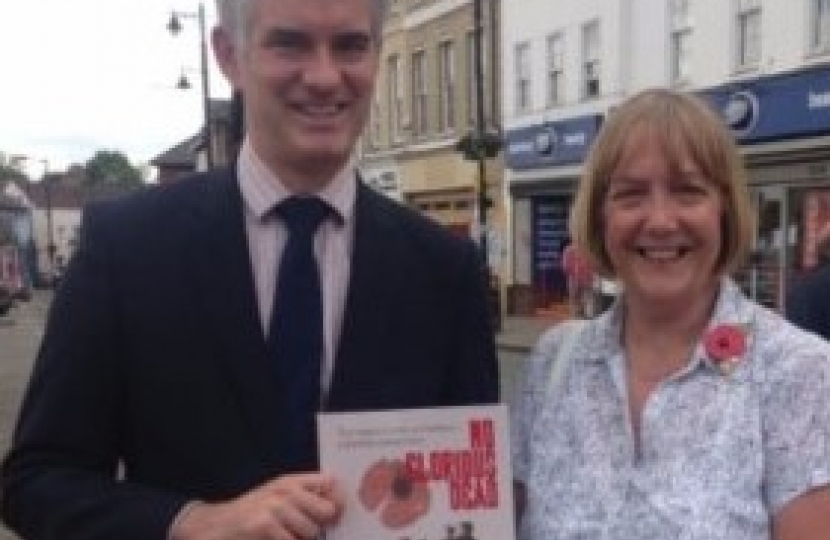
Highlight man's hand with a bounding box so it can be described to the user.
[171,473,343,540]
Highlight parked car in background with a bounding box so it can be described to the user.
[0,244,26,315]
[0,281,12,316]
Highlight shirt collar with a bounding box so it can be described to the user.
[578,300,624,364]
[578,278,756,376]
[237,137,357,224]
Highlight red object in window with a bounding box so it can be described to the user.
[562,243,594,286]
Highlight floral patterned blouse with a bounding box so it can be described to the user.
[511,279,830,540]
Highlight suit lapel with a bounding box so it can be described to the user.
[184,171,283,463]
[184,176,399,449]
[327,183,395,408]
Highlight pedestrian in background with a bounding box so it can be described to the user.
[512,88,830,540]
[0,1,499,539]
[786,223,830,340]
[562,239,595,318]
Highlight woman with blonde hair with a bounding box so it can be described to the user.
[512,88,830,539]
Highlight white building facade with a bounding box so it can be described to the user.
[501,0,830,314]
[2,181,81,279]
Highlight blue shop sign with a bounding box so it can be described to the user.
[506,114,602,170]
[699,66,830,143]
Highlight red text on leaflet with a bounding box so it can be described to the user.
[404,419,499,511]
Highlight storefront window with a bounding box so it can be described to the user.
[736,185,830,313]
[530,196,570,309]
[736,186,785,310]
[795,188,830,271]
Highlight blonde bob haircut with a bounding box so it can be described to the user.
[569,88,754,277]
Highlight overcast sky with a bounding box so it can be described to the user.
[0,0,232,174]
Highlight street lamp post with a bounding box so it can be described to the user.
[40,160,56,285]
[464,0,504,329]
[473,0,488,267]
[454,0,501,264]
[168,2,214,169]
[453,0,502,326]
[18,157,56,287]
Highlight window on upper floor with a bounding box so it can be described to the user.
[411,50,428,136]
[438,40,456,133]
[387,55,403,144]
[466,32,477,125]
[515,42,532,113]
[546,32,565,107]
[736,0,761,70]
[370,97,381,149]
[670,0,693,84]
[811,0,830,53]
[582,20,601,100]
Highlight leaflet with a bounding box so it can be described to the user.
[318,404,515,540]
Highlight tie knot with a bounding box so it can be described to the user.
[275,197,332,236]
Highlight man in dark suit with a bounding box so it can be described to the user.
[787,227,830,340]
[0,0,499,539]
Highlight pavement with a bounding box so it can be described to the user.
[0,292,49,540]
[495,311,570,401]
[496,314,562,354]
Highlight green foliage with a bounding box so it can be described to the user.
[84,150,143,186]
[0,164,28,186]
[455,131,503,161]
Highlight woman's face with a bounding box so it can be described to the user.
[601,130,724,309]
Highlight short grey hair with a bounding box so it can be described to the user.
[214,0,388,48]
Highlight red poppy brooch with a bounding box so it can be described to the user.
[703,323,748,376]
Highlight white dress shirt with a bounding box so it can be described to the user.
[236,139,356,397]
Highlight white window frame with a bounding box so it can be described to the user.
[546,32,565,107]
[735,0,761,70]
[411,50,428,136]
[810,0,830,53]
[582,20,601,100]
[371,97,381,149]
[438,40,456,132]
[387,54,403,143]
[466,31,477,126]
[669,0,692,84]
[514,42,532,113]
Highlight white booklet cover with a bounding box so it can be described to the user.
[318,404,515,540]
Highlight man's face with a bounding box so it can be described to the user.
[216,0,379,180]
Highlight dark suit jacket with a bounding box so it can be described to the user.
[1,169,499,540]
[786,263,830,341]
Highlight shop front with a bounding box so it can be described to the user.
[700,65,830,312]
[504,114,602,315]
[505,65,830,316]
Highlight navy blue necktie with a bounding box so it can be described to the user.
[268,196,331,472]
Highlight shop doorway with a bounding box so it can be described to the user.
[740,185,787,309]
[739,184,830,312]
